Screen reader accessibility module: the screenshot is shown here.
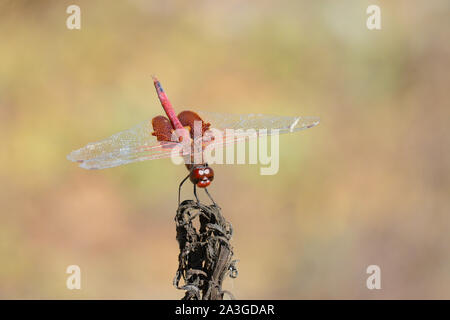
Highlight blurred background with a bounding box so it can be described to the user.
[0,0,449,299]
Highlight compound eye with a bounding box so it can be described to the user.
[198,169,204,176]
[203,168,210,175]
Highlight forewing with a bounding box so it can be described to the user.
[197,111,320,134]
[194,111,319,159]
[67,120,181,169]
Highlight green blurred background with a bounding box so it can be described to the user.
[1,0,449,299]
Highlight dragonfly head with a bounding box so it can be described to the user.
[190,165,214,188]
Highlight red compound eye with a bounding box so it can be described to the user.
[190,167,203,184]
[203,167,214,181]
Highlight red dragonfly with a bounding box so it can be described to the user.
[67,77,319,204]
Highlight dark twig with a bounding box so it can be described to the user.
[174,200,238,300]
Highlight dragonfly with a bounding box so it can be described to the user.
[67,76,319,205]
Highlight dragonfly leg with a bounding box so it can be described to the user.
[204,188,218,207]
[193,184,200,204]
[178,173,190,205]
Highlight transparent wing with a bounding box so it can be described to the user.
[67,120,182,170]
[68,112,320,169]
[188,111,320,165]
[197,111,320,134]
